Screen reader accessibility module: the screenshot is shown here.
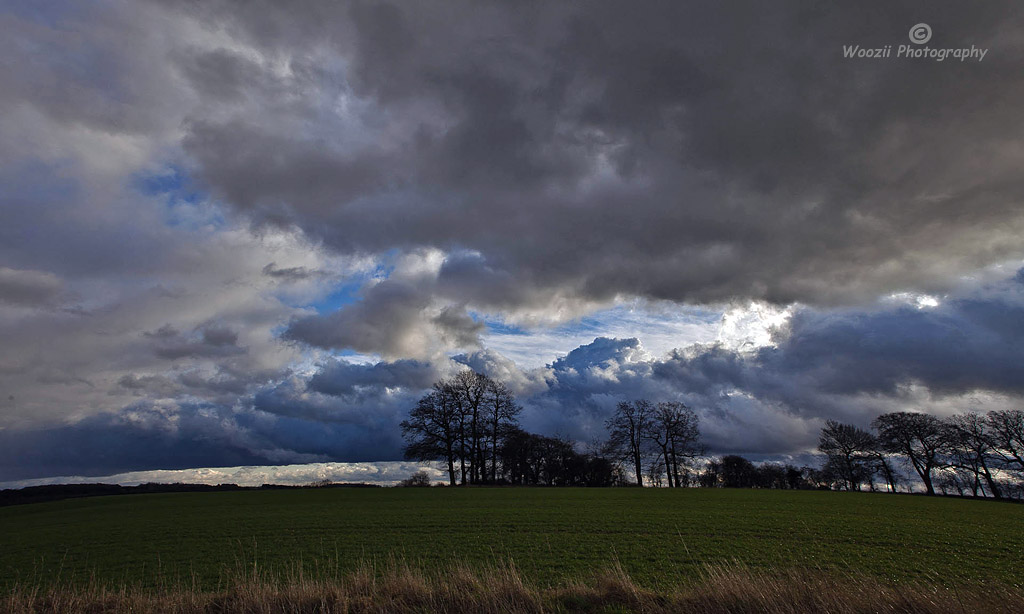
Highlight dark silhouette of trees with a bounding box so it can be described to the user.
[498,428,618,486]
[605,400,654,486]
[755,463,789,489]
[484,379,521,483]
[605,399,704,487]
[645,401,703,488]
[871,450,901,493]
[404,379,1023,497]
[817,420,878,491]
[448,370,490,485]
[401,385,463,486]
[402,371,522,486]
[720,455,758,488]
[398,470,433,487]
[987,409,1024,474]
[403,372,618,486]
[698,456,813,489]
[943,413,1002,499]
[698,458,722,487]
[872,412,945,495]
[807,410,1024,498]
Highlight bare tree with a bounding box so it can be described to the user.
[944,412,1001,499]
[398,470,434,487]
[987,409,1024,474]
[817,420,876,491]
[400,385,462,486]
[484,379,521,483]
[404,371,523,487]
[645,401,702,487]
[872,412,945,495]
[447,370,490,484]
[606,400,653,486]
[871,451,901,493]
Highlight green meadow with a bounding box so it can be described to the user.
[1,488,1021,591]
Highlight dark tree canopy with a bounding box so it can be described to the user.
[817,420,877,491]
[403,381,1022,497]
[605,400,654,487]
[645,401,703,488]
[987,409,1024,471]
[943,412,1002,499]
[872,412,945,496]
[402,371,614,486]
[400,384,463,486]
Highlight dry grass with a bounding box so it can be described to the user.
[3,561,1020,614]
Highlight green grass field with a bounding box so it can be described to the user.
[1,488,1021,592]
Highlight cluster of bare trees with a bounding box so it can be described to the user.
[698,455,809,489]
[604,400,703,487]
[400,371,521,486]
[401,371,620,486]
[818,410,1024,498]
[498,428,620,486]
[401,373,1023,498]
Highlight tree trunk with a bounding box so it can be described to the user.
[659,444,673,487]
[633,450,644,487]
[981,462,1002,499]
[460,437,467,486]
[920,470,935,495]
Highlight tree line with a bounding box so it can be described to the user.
[401,371,1024,498]
[818,410,1024,498]
[400,371,623,486]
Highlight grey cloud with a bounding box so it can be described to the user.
[9,268,1024,480]
[0,267,63,306]
[283,272,483,358]
[164,1,1024,311]
[118,373,179,397]
[262,262,323,282]
[269,270,1024,461]
[147,325,246,360]
[452,348,550,397]
[0,400,326,481]
[650,271,1024,435]
[6,1,1024,481]
[174,47,267,102]
[498,271,1024,455]
[178,371,249,396]
[307,358,441,397]
[431,305,485,348]
[201,326,239,347]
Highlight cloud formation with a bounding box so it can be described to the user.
[6,270,1024,480]
[2,2,1024,481]
[170,1,1024,316]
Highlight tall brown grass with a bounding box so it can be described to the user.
[4,561,1020,613]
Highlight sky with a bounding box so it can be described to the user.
[2,1,1024,486]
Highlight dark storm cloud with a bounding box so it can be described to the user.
[262,262,323,282]
[0,396,402,482]
[117,373,178,396]
[0,401,275,481]
[647,271,1024,444]
[0,267,63,306]
[166,0,1024,315]
[307,358,441,397]
[146,324,247,360]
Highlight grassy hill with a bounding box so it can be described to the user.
[2,487,1021,592]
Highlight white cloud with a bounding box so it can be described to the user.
[0,461,444,490]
